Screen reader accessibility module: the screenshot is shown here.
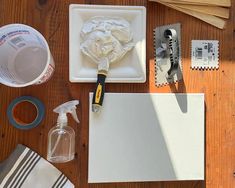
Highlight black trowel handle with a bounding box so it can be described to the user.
[92,72,107,113]
[164,29,179,78]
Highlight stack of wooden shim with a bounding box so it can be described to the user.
[149,0,231,29]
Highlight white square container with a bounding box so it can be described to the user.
[69,4,146,83]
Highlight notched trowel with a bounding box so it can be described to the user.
[154,23,183,87]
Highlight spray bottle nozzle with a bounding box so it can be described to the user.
[53,100,80,124]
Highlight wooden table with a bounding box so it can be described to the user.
[0,0,234,187]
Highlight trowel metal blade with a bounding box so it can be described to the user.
[154,23,183,87]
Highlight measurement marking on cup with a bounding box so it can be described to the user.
[37,64,55,84]
[11,37,23,45]
[10,36,26,48]
[0,30,30,46]
[0,66,16,81]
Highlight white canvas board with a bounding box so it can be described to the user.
[89,93,204,183]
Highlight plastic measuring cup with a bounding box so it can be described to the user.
[0,24,55,87]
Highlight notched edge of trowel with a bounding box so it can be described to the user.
[155,77,183,87]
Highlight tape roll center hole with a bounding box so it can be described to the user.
[13,101,38,125]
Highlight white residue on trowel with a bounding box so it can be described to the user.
[80,16,134,64]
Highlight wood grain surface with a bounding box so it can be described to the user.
[0,0,234,188]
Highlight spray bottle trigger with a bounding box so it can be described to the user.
[71,108,80,123]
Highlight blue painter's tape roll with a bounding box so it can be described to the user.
[7,96,45,130]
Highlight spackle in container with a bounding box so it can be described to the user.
[47,100,79,163]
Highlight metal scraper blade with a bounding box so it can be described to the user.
[154,23,183,87]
